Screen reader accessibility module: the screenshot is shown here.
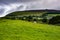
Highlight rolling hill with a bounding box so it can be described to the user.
[5,9,60,16]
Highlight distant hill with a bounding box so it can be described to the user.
[22,9,60,12]
[5,9,60,17]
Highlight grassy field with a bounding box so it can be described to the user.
[0,19,60,40]
[6,11,45,16]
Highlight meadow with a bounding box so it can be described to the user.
[0,19,60,40]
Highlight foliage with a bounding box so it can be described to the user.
[49,16,60,25]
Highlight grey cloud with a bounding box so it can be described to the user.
[0,0,60,17]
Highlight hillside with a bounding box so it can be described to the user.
[0,19,60,40]
[6,9,60,16]
[6,11,45,16]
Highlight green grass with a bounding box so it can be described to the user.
[6,11,45,16]
[0,19,60,40]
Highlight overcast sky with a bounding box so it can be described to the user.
[0,0,60,17]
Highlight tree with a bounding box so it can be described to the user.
[49,16,60,24]
[42,18,47,23]
[27,16,33,21]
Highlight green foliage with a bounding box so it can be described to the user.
[7,11,44,16]
[42,18,47,23]
[0,19,60,40]
[49,16,60,25]
[2,11,60,25]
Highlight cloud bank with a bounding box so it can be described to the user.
[0,0,60,17]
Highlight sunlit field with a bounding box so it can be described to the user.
[0,19,60,40]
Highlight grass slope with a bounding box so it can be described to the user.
[6,11,45,16]
[0,19,60,40]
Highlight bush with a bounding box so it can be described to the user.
[49,16,60,24]
[26,16,33,21]
[42,18,47,23]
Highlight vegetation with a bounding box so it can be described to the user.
[0,19,60,40]
[1,11,60,25]
[6,11,45,16]
[49,16,60,25]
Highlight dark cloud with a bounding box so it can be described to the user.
[0,0,60,17]
[0,0,37,4]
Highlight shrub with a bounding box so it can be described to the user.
[42,18,47,23]
[49,16,60,24]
